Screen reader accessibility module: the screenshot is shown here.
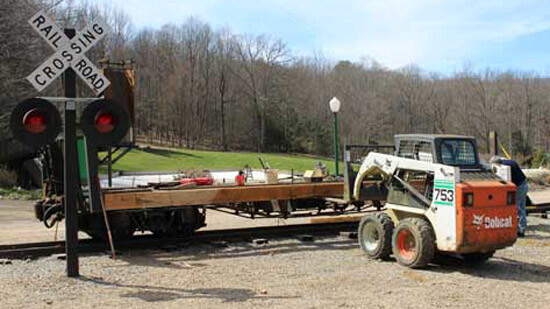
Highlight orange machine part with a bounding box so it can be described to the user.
[455,181,517,254]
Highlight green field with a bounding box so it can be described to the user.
[100,147,342,173]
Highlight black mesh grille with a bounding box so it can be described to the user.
[461,171,502,181]
[398,140,433,162]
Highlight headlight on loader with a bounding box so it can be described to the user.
[463,192,474,207]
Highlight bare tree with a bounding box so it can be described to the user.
[232,34,289,152]
[5,1,550,160]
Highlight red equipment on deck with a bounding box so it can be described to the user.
[179,177,214,186]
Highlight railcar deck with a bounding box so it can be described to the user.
[103,182,345,211]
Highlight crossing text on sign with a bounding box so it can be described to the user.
[26,10,110,95]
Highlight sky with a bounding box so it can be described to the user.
[93,0,550,75]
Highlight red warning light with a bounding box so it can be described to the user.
[94,111,115,134]
[23,109,47,134]
[81,99,129,147]
[11,98,61,147]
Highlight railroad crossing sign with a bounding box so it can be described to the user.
[26,10,110,94]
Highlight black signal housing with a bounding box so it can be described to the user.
[10,98,61,148]
[80,99,130,147]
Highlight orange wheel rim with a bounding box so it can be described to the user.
[397,229,416,260]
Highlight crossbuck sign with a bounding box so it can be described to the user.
[27,10,110,94]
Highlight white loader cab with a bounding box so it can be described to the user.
[343,135,518,268]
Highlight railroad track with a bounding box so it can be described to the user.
[0,221,358,260]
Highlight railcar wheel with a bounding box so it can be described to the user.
[150,207,205,237]
[358,213,394,260]
[82,213,135,240]
[392,217,435,268]
[108,213,136,239]
[170,208,202,236]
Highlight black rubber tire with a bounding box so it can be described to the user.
[392,217,435,268]
[358,213,394,260]
[16,162,32,189]
[462,251,495,266]
[22,158,42,188]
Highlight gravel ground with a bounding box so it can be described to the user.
[1,215,550,309]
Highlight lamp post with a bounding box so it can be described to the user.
[329,97,341,176]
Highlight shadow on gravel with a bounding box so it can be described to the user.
[103,237,357,268]
[430,255,550,283]
[80,276,296,303]
[158,237,357,263]
[116,254,192,269]
[527,224,550,234]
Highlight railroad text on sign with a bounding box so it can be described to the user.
[26,10,110,94]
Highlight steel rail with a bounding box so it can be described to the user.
[0,221,358,260]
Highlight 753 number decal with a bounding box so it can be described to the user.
[434,188,454,202]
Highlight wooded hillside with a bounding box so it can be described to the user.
[2,0,549,157]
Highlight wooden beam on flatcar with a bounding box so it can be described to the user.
[103,182,344,211]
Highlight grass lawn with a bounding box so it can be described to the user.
[0,188,42,200]
[100,147,343,173]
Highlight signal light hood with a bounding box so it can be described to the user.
[80,99,130,147]
[10,98,61,147]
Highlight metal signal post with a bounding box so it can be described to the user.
[19,10,115,277]
[63,28,79,278]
